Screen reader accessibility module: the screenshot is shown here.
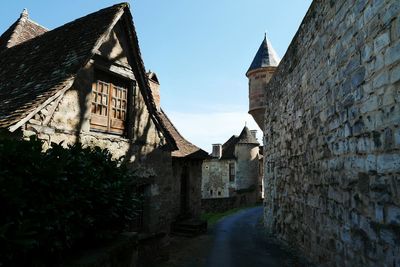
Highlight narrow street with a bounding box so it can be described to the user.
[160,207,307,267]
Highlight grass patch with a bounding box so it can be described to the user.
[201,204,261,226]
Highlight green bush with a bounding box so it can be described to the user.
[0,138,146,266]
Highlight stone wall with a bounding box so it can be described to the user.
[235,143,259,190]
[202,159,233,198]
[202,145,260,200]
[21,54,174,235]
[263,0,400,266]
[172,159,203,219]
[201,192,257,213]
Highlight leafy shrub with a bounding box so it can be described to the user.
[0,138,146,266]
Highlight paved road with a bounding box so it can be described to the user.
[205,206,305,267]
[157,206,306,267]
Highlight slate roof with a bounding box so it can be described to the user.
[0,4,126,128]
[220,126,259,160]
[247,34,280,75]
[0,9,48,51]
[220,135,238,160]
[158,109,209,159]
[237,126,259,144]
[0,3,178,150]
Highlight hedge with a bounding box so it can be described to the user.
[0,138,146,266]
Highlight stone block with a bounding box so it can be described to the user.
[374,31,390,53]
[389,63,400,84]
[366,154,377,171]
[377,154,400,173]
[384,41,400,66]
[372,71,389,89]
[381,89,396,106]
[383,1,400,26]
[375,204,384,223]
[351,67,366,88]
[395,128,400,146]
[385,205,400,224]
[374,53,386,73]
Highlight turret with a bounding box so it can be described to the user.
[246,34,280,130]
[234,126,260,190]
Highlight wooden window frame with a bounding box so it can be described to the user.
[90,71,132,135]
[229,163,235,182]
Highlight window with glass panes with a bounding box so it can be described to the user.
[90,72,129,135]
[229,163,235,182]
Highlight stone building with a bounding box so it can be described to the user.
[0,2,207,255]
[246,34,280,131]
[202,126,262,205]
[252,0,400,266]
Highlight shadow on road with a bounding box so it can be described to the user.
[157,206,310,267]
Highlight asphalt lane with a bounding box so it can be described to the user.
[205,206,305,267]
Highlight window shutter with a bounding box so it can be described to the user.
[109,84,127,134]
[90,71,129,135]
[91,81,110,132]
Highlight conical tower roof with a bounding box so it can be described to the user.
[247,34,280,74]
[237,126,259,145]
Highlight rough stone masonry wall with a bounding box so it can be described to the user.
[22,60,174,236]
[235,144,259,190]
[263,0,400,266]
[202,159,233,198]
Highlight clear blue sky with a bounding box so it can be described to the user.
[0,1,312,151]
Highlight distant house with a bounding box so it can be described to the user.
[202,126,263,204]
[0,2,207,255]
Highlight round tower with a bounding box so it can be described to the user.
[234,126,260,191]
[246,34,280,131]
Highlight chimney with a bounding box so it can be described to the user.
[211,144,222,159]
[250,130,257,140]
[147,72,160,111]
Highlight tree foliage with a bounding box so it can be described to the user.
[0,138,145,266]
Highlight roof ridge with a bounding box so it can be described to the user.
[0,11,48,51]
[158,108,208,158]
[0,2,178,152]
[27,18,49,31]
[5,16,25,49]
[159,108,201,150]
[0,3,128,129]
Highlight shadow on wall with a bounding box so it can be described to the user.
[68,32,160,167]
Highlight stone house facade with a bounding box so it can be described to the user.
[250,0,400,266]
[0,2,207,246]
[202,126,262,203]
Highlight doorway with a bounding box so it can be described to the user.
[180,166,189,216]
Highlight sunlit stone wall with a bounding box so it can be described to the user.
[263,0,400,265]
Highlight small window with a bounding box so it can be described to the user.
[229,163,235,182]
[210,190,213,196]
[91,71,130,135]
[218,191,221,196]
